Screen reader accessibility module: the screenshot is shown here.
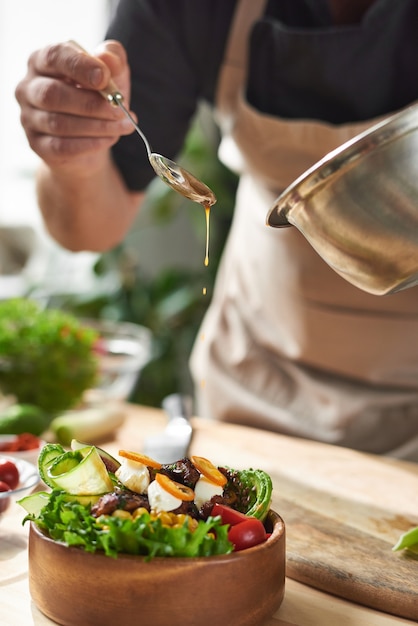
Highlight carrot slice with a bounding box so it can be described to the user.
[118,449,162,469]
[155,473,195,501]
[191,455,227,486]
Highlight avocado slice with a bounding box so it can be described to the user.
[225,468,273,522]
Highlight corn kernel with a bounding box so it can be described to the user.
[158,511,173,526]
[112,509,133,520]
[133,507,149,519]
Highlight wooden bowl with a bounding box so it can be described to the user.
[28,510,285,626]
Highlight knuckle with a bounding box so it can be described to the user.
[36,80,60,109]
[105,39,128,64]
[46,112,62,135]
[42,42,94,86]
[43,43,63,72]
[14,80,25,104]
[48,136,70,157]
[45,135,78,160]
[82,95,102,117]
[67,54,88,82]
[18,109,31,132]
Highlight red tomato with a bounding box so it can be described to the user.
[0,480,11,513]
[0,459,19,490]
[0,433,40,452]
[227,518,267,551]
[211,503,250,526]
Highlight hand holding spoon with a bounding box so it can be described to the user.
[71,41,217,208]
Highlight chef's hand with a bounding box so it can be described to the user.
[15,40,134,171]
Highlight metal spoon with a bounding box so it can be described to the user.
[105,91,216,207]
[70,42,216,207]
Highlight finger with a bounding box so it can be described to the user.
[25,128,121,164]
[94,40,129,76]
[31,41,111,90]
[94,40,132,103]
[25,107,134,139]
[23,76,129,121]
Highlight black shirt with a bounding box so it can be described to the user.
[106,0,418,191]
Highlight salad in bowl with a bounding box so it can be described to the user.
[19,440,285,626]
[19,440,274,558]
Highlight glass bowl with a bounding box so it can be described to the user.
[83,319,153,403]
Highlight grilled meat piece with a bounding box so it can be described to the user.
[91,487,150,517]
[199,469,242,519]
[158,458,201,489]
[173,500,200,518]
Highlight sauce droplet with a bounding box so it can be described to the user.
[204,203,210,267]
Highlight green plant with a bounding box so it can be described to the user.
[0,298,99,414]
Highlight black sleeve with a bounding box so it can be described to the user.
[105,0,235,191]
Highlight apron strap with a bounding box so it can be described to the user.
[215,0,268,121]
[222,0,268,67]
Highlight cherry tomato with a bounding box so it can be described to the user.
[211,503,250,526]
[0,433,40,452]
[227,518,267,551]
[0,459,19,489]
[0,480,11,513]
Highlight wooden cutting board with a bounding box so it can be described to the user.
[188,418,418,622]
[274,480,418,622]
[117,407,418,622]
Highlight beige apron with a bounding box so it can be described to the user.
[190,0,418,459]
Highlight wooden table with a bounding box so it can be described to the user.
[1,403,417,626]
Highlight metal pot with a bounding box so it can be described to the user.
[266,103,418,295]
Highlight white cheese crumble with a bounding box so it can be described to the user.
[115,458,150,494]
[194,476,224,509]
[147,479,182,513]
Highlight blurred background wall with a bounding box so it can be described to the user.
[0,0,110,297]
[0,1,237,406]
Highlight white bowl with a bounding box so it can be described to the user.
[0,456,40,518]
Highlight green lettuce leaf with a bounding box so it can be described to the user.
[393,525,418,554]
[23,490,233,559]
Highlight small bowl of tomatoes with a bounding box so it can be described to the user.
[0,433,46,465]
[0,456,40,517]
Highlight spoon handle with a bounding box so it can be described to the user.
[69,40,152,156]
